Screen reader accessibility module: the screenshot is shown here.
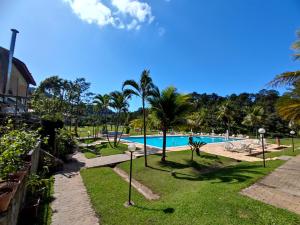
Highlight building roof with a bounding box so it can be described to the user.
[0,47,36,85]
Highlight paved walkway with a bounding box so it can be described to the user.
[51,159,99,225]
[241,155,300,215]
[73,152,131,168]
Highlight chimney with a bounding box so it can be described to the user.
[5,29,19,94]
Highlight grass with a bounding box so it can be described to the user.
[80,138,102,144]
[36,177,54,225]
[257,138,300,159]
[18,176,54,225]
[70,125,159,137]
[81,143,128,158]
[81,150,300,225]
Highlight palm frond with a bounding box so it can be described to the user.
[122,80,140,92]
[268,71,300,87]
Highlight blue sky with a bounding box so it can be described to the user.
[1,0,300,110]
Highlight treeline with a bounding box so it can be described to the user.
[129,89,290,137]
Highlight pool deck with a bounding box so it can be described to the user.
[122,137,286,162]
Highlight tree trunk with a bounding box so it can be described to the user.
[114,112,120,147]
[104,111,113,148]
[142,98,148,167]
[191,150,194,161]
[162,128,167,161]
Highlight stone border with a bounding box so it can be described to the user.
[112,167,160,200]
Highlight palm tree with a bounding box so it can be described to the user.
[276,82,300,124]
[217,101,235,135]
[269,30,300,87]
[148,86,191,161]
[109,90,131,147]
[269,30,300,124]
[242,106,264,138]
[94,94,112,145]
[122,70,154,166]
[187,108,208,132]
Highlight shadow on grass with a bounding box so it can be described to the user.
[133,205,175,214]
[158,160,190,169]
[150,158,265,184]
[173,164,264,183]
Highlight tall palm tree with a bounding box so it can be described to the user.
[242,106,264,138]
[122,70,154,166]
[94,94,112,145]
[109,90,131,147]
[217,101,235,135]
[148,86,191,161]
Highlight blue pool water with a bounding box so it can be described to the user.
[122,135,236,148]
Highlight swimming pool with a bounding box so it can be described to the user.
[122,135,237,149]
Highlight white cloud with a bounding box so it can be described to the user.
[112,0,154,23]
[63,0,154,30]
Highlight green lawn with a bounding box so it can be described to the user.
[81,151,300,225]
[81,143,128,158]
[71,125,159,137]
[258,138,300,158]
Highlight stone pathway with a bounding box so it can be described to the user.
[113,167,160,200]
[73,152,131,168]
[51,159,99,225]
[241,154,300,215]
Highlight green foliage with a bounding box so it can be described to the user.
[26,174,48,197]
[0,128,39,180]
[56,128,76,158]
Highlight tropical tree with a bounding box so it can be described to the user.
[269,30,300,125]
[187,108,208,132]
[109,90,131,147]
[71,78,91,136]
[129,118,143,134]
[217,101,235,135]
[242,106,264,138]
[148,86,192,161]
[276,82,300,124]
[122,70,154,166]
[94,94,111,132]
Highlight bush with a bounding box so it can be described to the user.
[0,129,39,180]
[56,128,76,160]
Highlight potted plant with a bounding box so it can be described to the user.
[0,128,39,212]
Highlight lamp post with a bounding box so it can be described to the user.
[258,128,266,167]
[290,130,295,152]
[125,143,136,207]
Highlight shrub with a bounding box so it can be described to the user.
[56,128,76,159]
[0,129,39,180]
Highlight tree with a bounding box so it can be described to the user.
[269,30,300,126]
[148,86,191,161]
[71,78,91,136]
[129,118,143,134]
[276,82,300,124]
[217,101,235,135]
[242,106,264,138]
[187,108,208,132]
[109,90,131,147]
[94,94,114,146]
[122,69,155,166]
[269,30,300,87]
